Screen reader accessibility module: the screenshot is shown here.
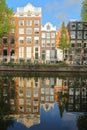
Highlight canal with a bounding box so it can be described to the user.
[0,73,87,130]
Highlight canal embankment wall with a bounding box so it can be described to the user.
[0,65,87,72]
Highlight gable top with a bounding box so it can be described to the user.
[42,22,56,31]
[17,3,41,13]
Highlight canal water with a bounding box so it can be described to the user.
[0,74,87,130]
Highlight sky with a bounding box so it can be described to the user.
[6,0,82,30]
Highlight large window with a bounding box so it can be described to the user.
[19,47,24,58]
[34,37,39,44]
[35,47,39,59]
[42,32,45,38]
[26,37,32,44]
[10,36,14,44]
[51,33,55,38]
[26,47,31,58]
[42,50,45,60]
[3,49,7,56]
[77,31,82,39]
[77,23,83,30]
[84,43,87,48]
[3,37,7,44]
[46,33,50,38]
[19,28,24,34]
[19,37,24,44]
[70,23,76,30]
[84,31,87,39]
[70,31,76,39]
[26,20,32,26]
[34,28,39,34]
[26,28,32,34]
[34,20,39,25]
[26,89,31,97]
[19,20,24,26]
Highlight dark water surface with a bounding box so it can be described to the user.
[0,73,87,130]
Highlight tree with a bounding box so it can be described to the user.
[58,22,70,60]
[0,0,14,38]
[81,0,87,21]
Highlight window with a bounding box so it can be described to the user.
[77,31,82,39]
[33,90,38,97]
[10,36,14,44]
[19,37,24,44]
[34,28,39,34]
[71,43,75,47]
[46,40,50,47]
[47,24,50,30]
[26,37,32,44]
[42,50,45,60]
[42,32,45,38]
[84,43,87,48]
[42,39,45,47]
[34,37,39,44]
[70,23,76,30]
[78,23,83,30]
[19,20,24,26]
[19,99,24,105]
[26,20,32,26]
[19,47,24,58]
[19,28,24,34]
[26,108,31,112]
[70,31,76,39]
[51,33,55,38]
[34,20,39,25]
[35,47,39,59]
[11,29,14,33]
[46,50,50,60]
[51,40,55,44]
[41,88,45,94]
[3,49,7,56]
[33,100,38,106]
[77,43,81,47]
[26,89,31,97]
[84,31,87,39]
[46,33,50,38]
[26,28,32,34]
[19,89,24,96]
[26,47,31,58]
[3,37,7,44]
[26,99,31,105]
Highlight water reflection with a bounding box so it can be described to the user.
[0,76,87,130]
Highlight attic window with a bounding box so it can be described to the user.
[47,24,50,30]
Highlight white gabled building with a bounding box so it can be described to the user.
[41,22,57,63]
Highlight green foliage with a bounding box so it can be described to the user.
[59,22,70,51]
[0,0,14,37]
[81,0,87,21]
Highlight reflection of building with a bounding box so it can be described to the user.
[0,77,41,128]
[40,77,55,111]
[14,77,40,114]
[16,114,40,128]
[0,77,15,106]
[68,78,87,112]
[54,78,68,101]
